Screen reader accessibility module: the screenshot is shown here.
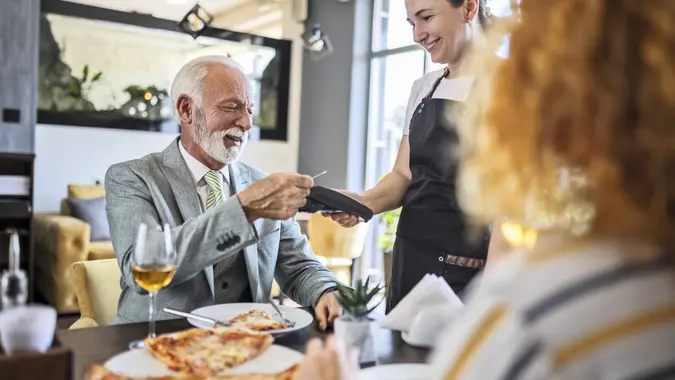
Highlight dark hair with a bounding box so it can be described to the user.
[449,0,492,28]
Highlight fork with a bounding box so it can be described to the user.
[267,296,296,328]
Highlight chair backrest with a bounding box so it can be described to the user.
[308,214,369,259]
[61,184,106,215]
[71,258,121,326]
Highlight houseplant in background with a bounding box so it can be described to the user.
[377,207,400,290]
[333,278,384,364]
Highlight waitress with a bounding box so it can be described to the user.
[326,0,506,311]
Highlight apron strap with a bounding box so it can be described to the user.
[422,66,451,100]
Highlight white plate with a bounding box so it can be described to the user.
[188,303,314,336]
[105,344,304,377]
[359,364,432,380]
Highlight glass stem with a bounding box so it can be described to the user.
[149,291,157,338]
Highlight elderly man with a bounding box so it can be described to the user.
[105,55,342,329]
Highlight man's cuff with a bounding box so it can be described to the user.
[311,284,339,309]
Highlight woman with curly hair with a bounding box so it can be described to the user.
[296,0,675,378]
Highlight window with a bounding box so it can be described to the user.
[367,50,425,188]
[371,0,415,51]
[363,0,427,280]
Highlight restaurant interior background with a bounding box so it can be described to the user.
[0,0,515,322]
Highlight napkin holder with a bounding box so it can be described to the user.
[298,186,374,222]
[0,334,73,380]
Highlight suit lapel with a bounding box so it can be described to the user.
[229,163,262,302]
[162,138,215,297]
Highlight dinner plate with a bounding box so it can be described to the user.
[188,303,314,336]
[359,363,432,380]
[105,343,303,377]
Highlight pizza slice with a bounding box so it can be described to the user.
[84,364,299,380]
[227,310,287,332]
[144,328,274,377]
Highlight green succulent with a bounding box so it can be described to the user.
[335,278,384,321]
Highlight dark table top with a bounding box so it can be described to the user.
[57,316,430,379]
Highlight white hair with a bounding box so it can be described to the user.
[169,55,245,122]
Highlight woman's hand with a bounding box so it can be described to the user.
[322,212,362,228]
[295,336,360,380]
[322,191,367,228]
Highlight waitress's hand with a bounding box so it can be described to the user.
[322,212,361,228]
[322,191,366,228]
[295,336,360,380]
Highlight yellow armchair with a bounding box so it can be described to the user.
[307,214,369,285]
[69,259,121,329]
[33,184,116,314]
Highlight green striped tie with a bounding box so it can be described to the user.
[204,170,224,209]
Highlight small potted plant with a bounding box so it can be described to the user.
[333,278,383,364]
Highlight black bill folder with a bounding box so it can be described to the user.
[298,186,374,222]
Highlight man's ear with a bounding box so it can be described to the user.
[176,94,193,124]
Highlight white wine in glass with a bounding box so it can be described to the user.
[128,223,176,350]
[132,264,176,292]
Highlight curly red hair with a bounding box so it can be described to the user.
[457,0,675,249]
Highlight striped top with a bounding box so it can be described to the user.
[427,236,675,380]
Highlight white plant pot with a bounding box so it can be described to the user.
[333,316,378,364]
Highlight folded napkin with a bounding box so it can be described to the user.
[379,274,463,332]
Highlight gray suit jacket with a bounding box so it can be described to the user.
[105,137,338,323]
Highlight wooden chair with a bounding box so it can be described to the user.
[307,214,369,285]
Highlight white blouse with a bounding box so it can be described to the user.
[426,238,675,379]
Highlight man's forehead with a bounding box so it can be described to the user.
[203,64,252,100]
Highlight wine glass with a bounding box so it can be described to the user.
[128,222,176,350]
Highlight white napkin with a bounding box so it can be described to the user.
[379,275,463,332]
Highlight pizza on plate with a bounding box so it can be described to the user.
[84,364,300,380]
[226,309,287,331]
[144,327,274,377]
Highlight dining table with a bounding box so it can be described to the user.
[56,308,431,379]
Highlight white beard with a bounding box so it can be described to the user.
[192,109,247,164]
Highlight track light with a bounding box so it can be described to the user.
[178,4,213,39]
[303,24,333,61]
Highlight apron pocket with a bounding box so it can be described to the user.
[441,265,480,298]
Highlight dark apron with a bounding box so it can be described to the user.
[386,69,490,312]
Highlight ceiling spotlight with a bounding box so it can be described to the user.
[303,24,333,61]
[178,4,213,39]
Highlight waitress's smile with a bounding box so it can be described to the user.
[408,0,476,64]
[423,38,441,53]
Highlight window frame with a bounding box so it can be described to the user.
[362,0,430,281]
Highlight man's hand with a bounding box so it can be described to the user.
[238,173,313,222]
[315,290,343,331]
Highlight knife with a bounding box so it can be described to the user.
[163,307,230,328]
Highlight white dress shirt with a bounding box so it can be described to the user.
[178,140,252,303]
[178,141,231,210]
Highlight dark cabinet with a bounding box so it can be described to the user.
[0,0,40,301]
[0,0,39,154]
